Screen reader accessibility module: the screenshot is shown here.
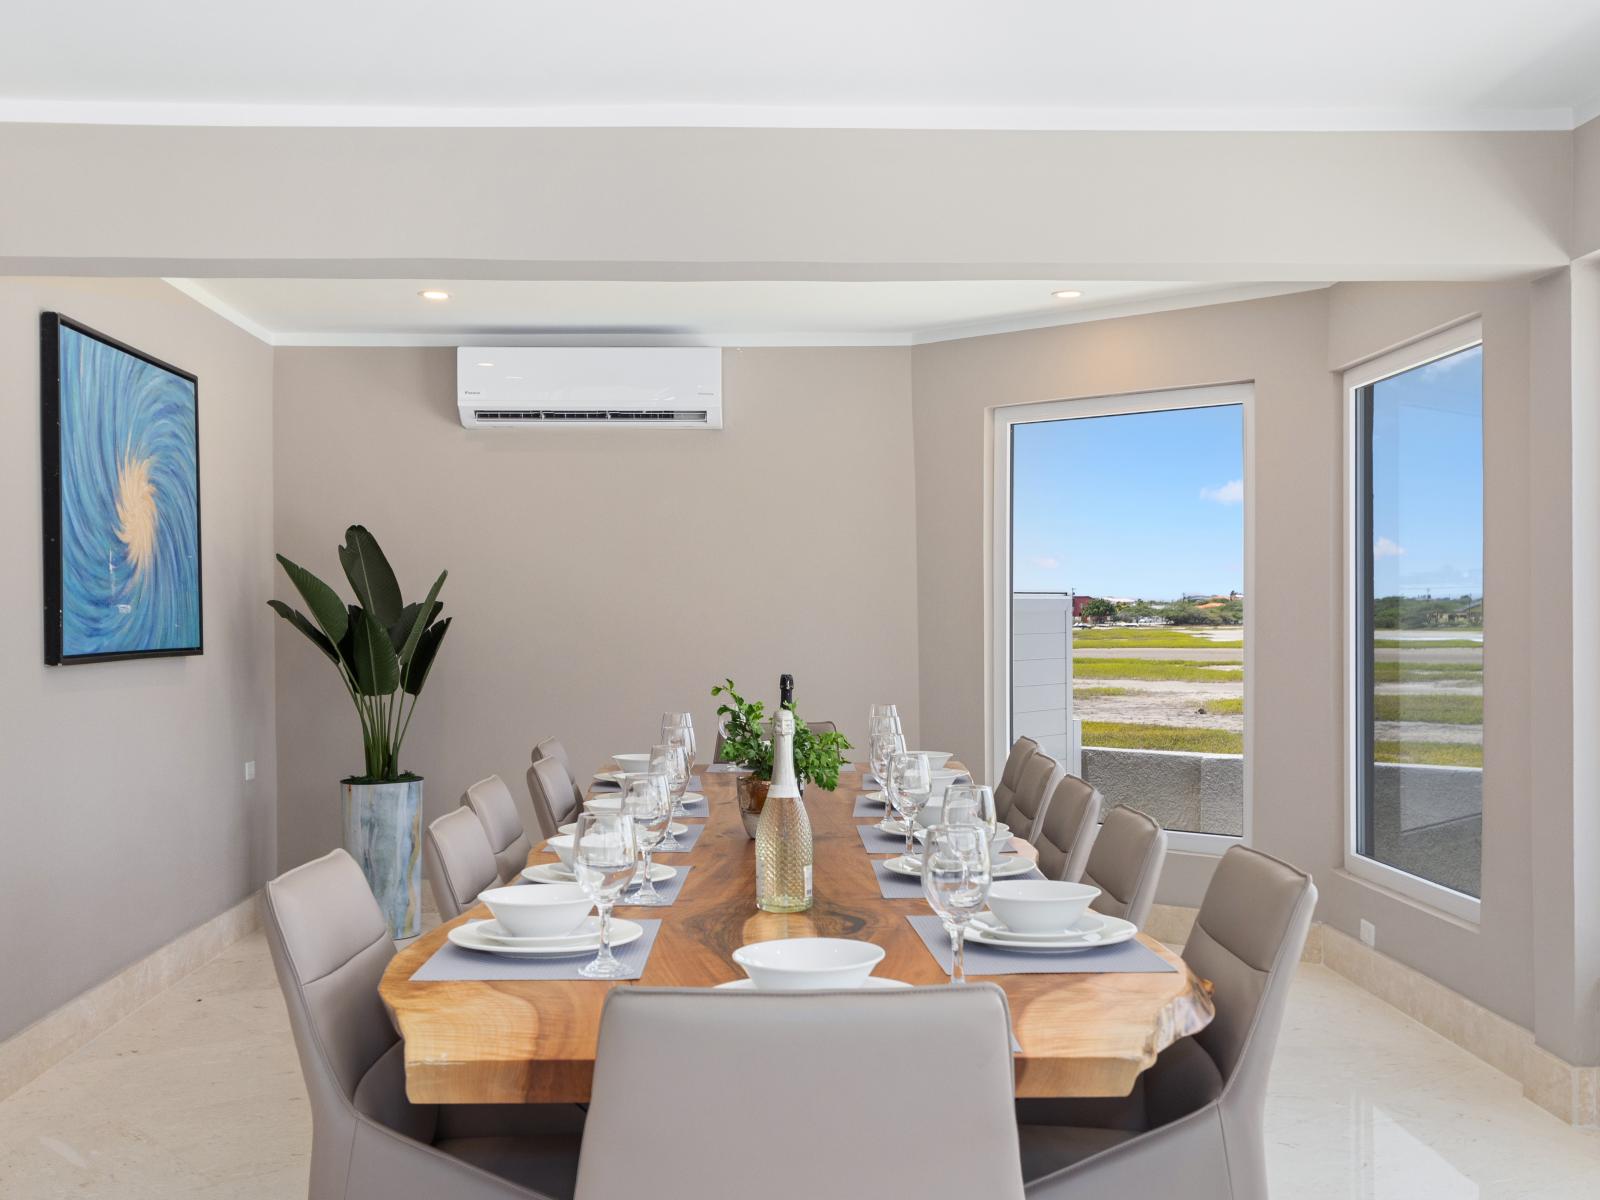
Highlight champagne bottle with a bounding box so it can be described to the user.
[756,707,813,913]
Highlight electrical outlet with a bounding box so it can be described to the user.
[244,760,256,782]
[1359,918,1376,947]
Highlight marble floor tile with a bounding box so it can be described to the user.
[2,934,1597,1198]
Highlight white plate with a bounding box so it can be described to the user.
[564,821,688,837]
[475,917,596,947]
[970,911,1107,943]
[523,862,676,885]
[713,976,911,990]
[859,790,887,804]
[678,792,706,806]
[448,917,644,957]
[965,914,1138,952]
[592,771,625,785]
[881,854,1037,879]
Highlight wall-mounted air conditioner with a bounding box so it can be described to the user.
[457,347,722,428]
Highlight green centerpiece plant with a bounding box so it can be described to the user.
[712,678,851,836]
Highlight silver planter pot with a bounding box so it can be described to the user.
[341,777,424,939]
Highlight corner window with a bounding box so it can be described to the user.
[1346,322,1483,918]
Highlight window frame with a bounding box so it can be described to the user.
[990,381,1255,856]
[1342,318,1484,923]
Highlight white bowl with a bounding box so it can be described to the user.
[545,834,577,871]
[731,938,886,990]
[478,883,593,938]
[908,751,954,771]
[584,794,622,814]
[915,822,1014,855]
[986,880,1101,935]
[612,753,653,774]
[928,767,966,798]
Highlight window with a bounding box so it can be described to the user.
[1346,322,1483,919]
[992,384,1251,851]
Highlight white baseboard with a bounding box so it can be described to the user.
[0,892,261,1101]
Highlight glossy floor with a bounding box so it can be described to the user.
[1,932,1596,1198]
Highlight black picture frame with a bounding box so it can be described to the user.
[41,312,204,665]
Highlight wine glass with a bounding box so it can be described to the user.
[922,823,992,984]
[573,810,638,979]
[660,713,697,777]
[886,751,931,859]
[870,727,905,832]
[942,783,1004,865]
[649,742,689,849]
[621,776,672,906]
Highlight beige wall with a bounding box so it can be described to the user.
[0,278,276,1042]
[1575,115,1600,258]
[271,346,920,870]
[910,281,1562,1038]
[0,125,1573,281]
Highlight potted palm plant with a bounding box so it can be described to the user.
[269,526,450,938]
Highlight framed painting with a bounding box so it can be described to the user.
[41,313,202,664]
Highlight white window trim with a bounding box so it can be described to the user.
[990,382,1255,855]
[1342,318,1483,924]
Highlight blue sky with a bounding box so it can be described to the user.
[1012,404,1244,597]
[1370,344,1483,599]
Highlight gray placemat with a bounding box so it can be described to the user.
[906,914,1174,976]
[857,823,918,855]
[651,823,705,853]
[872,857,1043,899]
[593,774,702,792]
[676,791,708,813]
[412,918,663,981]
[852,791,886,818]
[614,865,694,908]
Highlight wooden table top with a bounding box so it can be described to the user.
[380,762,1214,1104]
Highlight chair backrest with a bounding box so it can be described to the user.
[526,755,582,841]
[1034,773,1102,882]
[1084,805,1168,928]
[462,774,533,884]
[575,986,1024,1200]
[423,806,499,921]
[992,735,1039,825]
[532,735,586,811]
[1008,750,1064,844]
[262,850,439,1192]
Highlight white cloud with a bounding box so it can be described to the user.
[1199,479,1244,505]
[1030,555,1060,570]
[1374,536,1406,559]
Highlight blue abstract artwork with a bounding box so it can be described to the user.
[43,315,201,663]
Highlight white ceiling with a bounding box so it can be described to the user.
[168,278,1327,347]
[6,1,1600,130]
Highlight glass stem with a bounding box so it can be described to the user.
[596,901,615,966]
[639,848,655,899]
[950,923,966,984]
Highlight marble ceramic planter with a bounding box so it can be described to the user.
[341,778,424,939]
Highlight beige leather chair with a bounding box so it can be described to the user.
[464,775,533,884]
[530,737,586,817]
[1008,750,1065,845]
[576,986,1024,1200]
[1083,806,1168,929]
[526,755,583,841]
[424,806,500,921]
[992,736,1040,827]
[1017,846,1317,1200]
[263,849,585,1200]
[1035,774,1102,882]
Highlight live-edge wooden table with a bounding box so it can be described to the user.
[380,763,1213,1103]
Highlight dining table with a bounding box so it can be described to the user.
[380,760,1215,1104]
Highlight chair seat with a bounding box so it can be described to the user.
[1016,1124,1136,1182]
[436,1133,584,1200]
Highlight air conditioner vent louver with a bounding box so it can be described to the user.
[473,409,710,423]
[458,347,722,429]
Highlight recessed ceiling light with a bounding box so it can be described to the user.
[419,289,451,301]
[1052,289,1083,300]
[476,361,495,367]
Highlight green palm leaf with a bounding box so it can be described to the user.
[275,555,349,644]
[350,608,401,696]
[339,526,402,627]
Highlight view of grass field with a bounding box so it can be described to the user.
[1082,721,1241,753]
[1074,658,1244,683]
[1373,660,1483,684]
[1073,628,1242,650]
[1373,693,1482,724]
